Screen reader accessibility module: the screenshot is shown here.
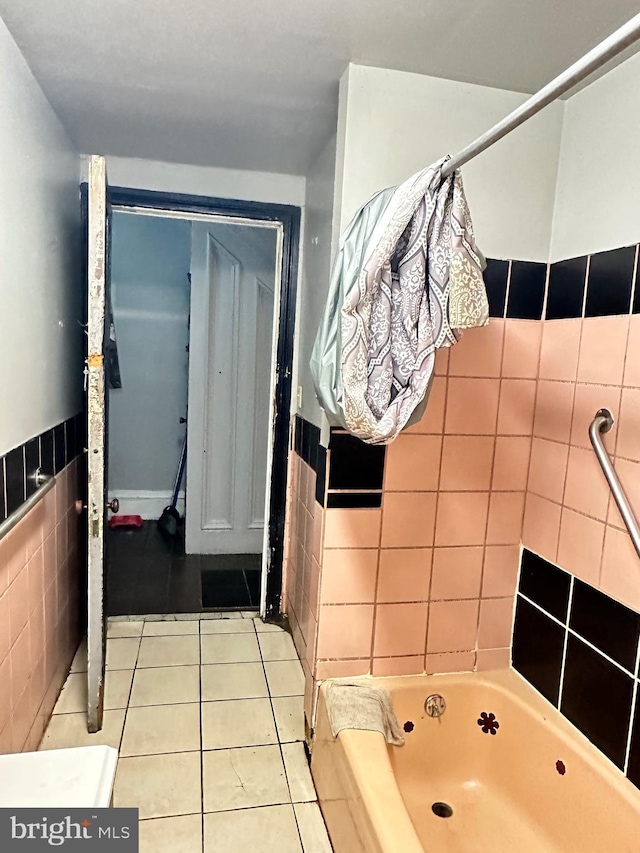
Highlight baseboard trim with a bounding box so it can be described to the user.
[107,490,185,520]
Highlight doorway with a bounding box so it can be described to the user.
[102,188,299,620]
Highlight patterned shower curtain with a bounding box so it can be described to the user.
[310,156,489,445]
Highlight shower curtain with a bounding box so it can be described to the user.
[310,156,489,445]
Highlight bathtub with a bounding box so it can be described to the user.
[311,669,640,852]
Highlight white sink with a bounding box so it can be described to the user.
[0,746,118,807]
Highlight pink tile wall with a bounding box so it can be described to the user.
[523,312,640,615]
[0,459,83,754]
[286,257,640,730]
[313,322,531,683]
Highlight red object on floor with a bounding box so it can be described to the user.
[108,515,144,529]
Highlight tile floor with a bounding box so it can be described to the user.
[40,612,332,853]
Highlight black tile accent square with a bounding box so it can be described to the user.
[626,699,640,790]
[294,415,303,456]
[40,429,54,476]
[561,634,633,769]
[5,446,26,517]
[66,416,77,462]
[0,458,6,522]
[519,549,571,622]
[585,246,635,317]
[54,423,66,474]
[569,579,640,672]
[329,433,386,491]
[315,445,327,506]
[74,412,85,457]
[483,259,509,318]
[506,261,547,320]
[25,438,40,499]
[301,419,320,470]
[327,492,382,509]
[512,595,565,706]
[545,256,587,320]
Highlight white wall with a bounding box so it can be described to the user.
[336,64,564,263]
[0,18,82,457]
[107,213,191,507]
[105,155,306,208]
[296,134,337,428]
[550,51,640,262]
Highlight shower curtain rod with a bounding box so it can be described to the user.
[442,12,640,179]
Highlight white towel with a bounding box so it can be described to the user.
[325,681,405,746]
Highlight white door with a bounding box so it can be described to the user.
[186,221,277,554]
[86,155,110,732]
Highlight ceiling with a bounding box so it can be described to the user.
[1,0,639,175]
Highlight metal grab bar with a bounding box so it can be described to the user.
[0,469,55,543]
[589,409,640,559]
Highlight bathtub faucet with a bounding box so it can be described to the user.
[424,694,446,717]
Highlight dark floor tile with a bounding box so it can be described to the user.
[512,596,565,706]
[5,446,25,517]
[483,259,509,318]
[560,634,633,769]
[545,256,587,319]
[569,579,640,672]
[586,246,635,317]
[519,549,571,623]
[201,569,251,609]
[245,569,262,606]
[506,261,547,320]
[329,434,386,490]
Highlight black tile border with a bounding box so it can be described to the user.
[486,242,638,321]
[514,548,640,789]
[293,415,326,507]
[0,412,84,524]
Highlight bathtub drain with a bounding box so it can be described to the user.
[432,802,453,818]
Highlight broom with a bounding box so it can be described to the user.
[157,432,187,537]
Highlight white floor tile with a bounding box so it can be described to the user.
[203,744,289,812]
[39,709,125,751]
[107,620,144,639]
[293,803,333,853]
[105,670,135,710]
[70,639,87,673]
[200,633,261,665]
[52,670,134,714]
[282,742,316,803]
[139,814,203,853]
[106,637,141,670]
[120,703,201,756]
[137,635,200,668]
[272,696,306,743]
[204,805,302,853]
[142,620,200,636]
[129,665,200,706]
[264,660,305,697]
[52,672,86,714]
[201,663,268,701]
[258,631,298,661]
[200,620,256,635]
[254,619,284,633]
[201,698,277,750]
[114,752,202,819]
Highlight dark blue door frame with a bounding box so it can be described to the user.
[108,186,301,619]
